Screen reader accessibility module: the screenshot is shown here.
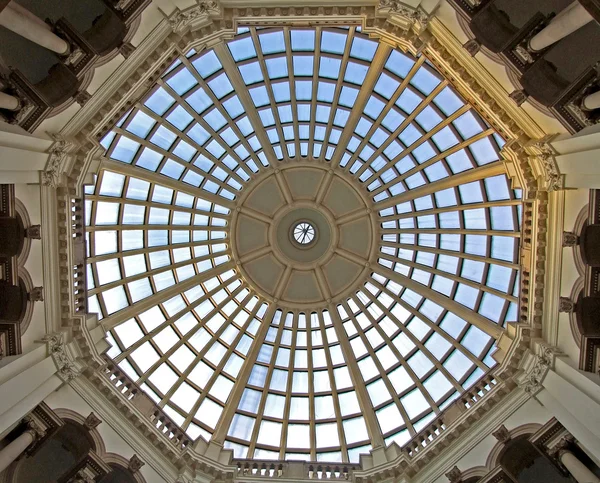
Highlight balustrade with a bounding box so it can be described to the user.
[462,376,497,409]
[97,358,505,480]
[102,359,191,450]
[307,464,356,480]
[236,461,284,478]
[233,461,360,480]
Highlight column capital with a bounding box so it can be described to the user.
[42,134,79,189]
[22,415,47,455]
[68,470,95,483]
[517,343,558,395]
[42,332,80,382]
[549,436,574,455]
[23,415,46,440]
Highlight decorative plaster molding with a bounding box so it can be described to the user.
[537,153,563,192]
[377,0,429,26]
[445,466,462,483]
[169,2,221,33]
[563,231,579,247]
[75,91,92,107]
[518,344,556,395]
[84,412,102,430]
[509,89,527,107]
[542,190,566,348]
[492,425,511,443]
[526,138,563,192]
[129,454,145,473]
[70,377,178,482]
[558,297,575,313]
[42,136,76,188]
[42,332,80,381]
[119,42,136,59]
[28,286,44,302]
[25,224,42,240]
[463,38,480,56]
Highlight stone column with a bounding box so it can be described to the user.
[583,91,600,111]
[7,1,50,31]
[560,450,600,483]
[0,91,19,111]
[529,1,593,52]
[0,422,41,473]
[0,1,69,55]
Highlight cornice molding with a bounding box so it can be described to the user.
[40,183,63,336]
[169,2,222,33]
[543,189,566,347]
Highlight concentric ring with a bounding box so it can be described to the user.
[230,162,377,309]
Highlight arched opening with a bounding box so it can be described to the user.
[13,421,95,483]
[0,277,28,322]
[0,212,24,258]
[499,436,570,483]
[469,0,572,53]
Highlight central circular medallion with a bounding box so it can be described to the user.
[231,163,376,309]
[276,208,331,263]
[292,221,317,247]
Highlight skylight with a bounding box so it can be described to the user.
[86,25,521,464]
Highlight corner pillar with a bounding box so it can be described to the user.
[0,1,69,55]
[536,355,600,461]
[560,449,600,483]
[529,1,593,52]
[551,127,600,188]
[0,418,44,472]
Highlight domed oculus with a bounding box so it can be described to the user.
[86,25,522,463]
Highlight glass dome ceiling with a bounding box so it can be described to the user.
[85,25,522,464]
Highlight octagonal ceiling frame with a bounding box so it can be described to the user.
[47,2,555,481]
